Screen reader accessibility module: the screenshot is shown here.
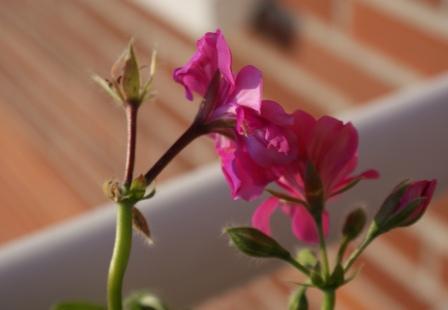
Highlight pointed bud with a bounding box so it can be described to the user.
[373,179,437,233]
[96,41,156,107]
[342,208,367,241]
[226,227,290,259]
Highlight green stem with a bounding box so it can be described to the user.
[316,215,330,280]
[321,290,335,310]
[336,235,350,267]
[343,237,373,272]
[108,202,133,310]
[285,255,311,277]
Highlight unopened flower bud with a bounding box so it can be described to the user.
[226,227,290,259]
[373,179,437,233]
[94,41,156,107]
[342,208,367,241]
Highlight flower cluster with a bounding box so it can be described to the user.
[173,29,436,245]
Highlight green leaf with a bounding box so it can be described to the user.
[52,301,105,310]
[296,248,317,269]
[124,292,168,310]
[288,286,308,310]
[226,227,290,259]
[265,188,308,208]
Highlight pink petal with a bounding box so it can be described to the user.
[233,66,263,112]
[291,207,329,244]
[216,30,234,85]
[252,197,280,236]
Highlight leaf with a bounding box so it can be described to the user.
[52,301,105,310]
[132,207,152,244]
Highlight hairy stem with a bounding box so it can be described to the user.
[124,104,138,187]
[144,122,205,185]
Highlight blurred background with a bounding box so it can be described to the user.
[1,0,448,308]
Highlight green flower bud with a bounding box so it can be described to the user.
[342,208,367,241]
[226,227,290,259]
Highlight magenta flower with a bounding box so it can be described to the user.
[216,100,298,200]
[173,29,263,124]
[252,111,379,243]
[374,179,437,231]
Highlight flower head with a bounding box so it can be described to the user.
[374,179,437,232]
[215,100,298,200]
[252,111,378,243]
[173,29,262,124]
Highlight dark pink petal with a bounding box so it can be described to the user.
[173,29,233,101]
[252,197,280,235]
[216,136,276,201]
[232,66,263,112]
[290,207,329,244]
[216,30,234,85]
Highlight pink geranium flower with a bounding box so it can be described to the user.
[253,111,379,243]
[216,100,298,200]
[174,30,297,200]
[173,29,262,124]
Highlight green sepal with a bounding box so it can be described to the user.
[124,291,169,310]
[310,269,324,288]
[51,301,105,310]
[122,42,141,103]
[225,227,290,259]
[328,264,345,289]
[92,75,123,103]
[303,162,324,216]
[288,286,308,310]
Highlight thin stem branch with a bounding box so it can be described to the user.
[336,235,350,267]
[317,215,330,280]
[124,104,138,187]
[144,122,206,185]
[343,237,373,272]
[285,255,311,277]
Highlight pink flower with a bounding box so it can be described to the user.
[216,100,298,200]
[173,29,262,123]
[375,179,437,231]
[278,111,379,202]
[252,111,379,243]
